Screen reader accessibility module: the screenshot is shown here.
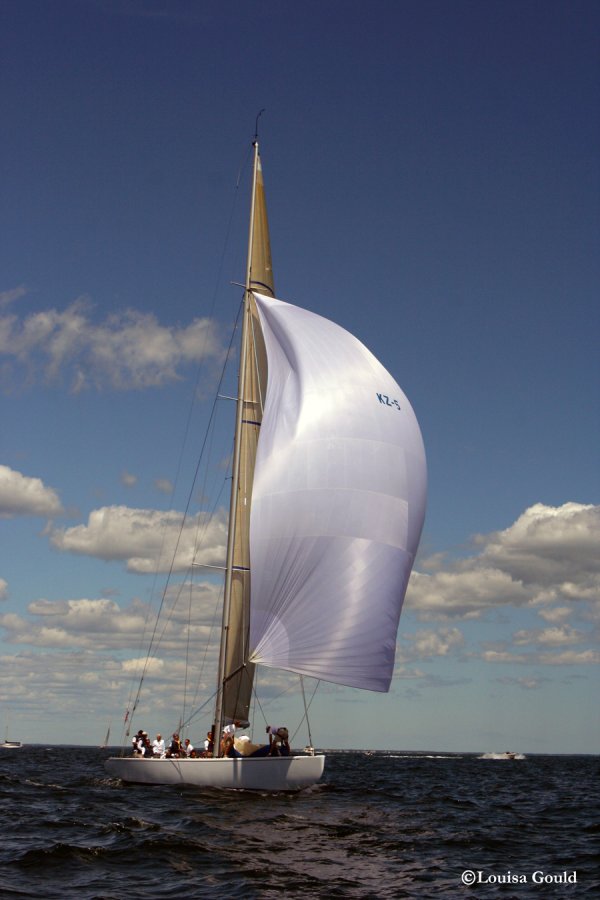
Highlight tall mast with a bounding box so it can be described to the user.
[213,140,274,749]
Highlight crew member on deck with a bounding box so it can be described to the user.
[202,731,214,757]
[266,726,290,756]
[132,729,146,755]
[167,733,182,757]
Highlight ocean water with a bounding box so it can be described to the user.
[0,747,597,899]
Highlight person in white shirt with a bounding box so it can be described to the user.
[132,729,148,755]
[152,733,165,757]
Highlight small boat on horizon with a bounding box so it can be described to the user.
[1,725,22,749]
[480,751,525,760]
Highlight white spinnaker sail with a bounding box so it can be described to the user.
[249,293,426,692]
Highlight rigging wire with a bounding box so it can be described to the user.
[150,300,242,654]
[300,675,314,751]
[185,576,224,716]
[291,679,321,747]
[125,303,243,736]
[120,150,254,743]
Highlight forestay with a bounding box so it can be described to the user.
[249,293,427,692]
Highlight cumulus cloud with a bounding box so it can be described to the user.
[0,580,231,739]
[408,567,530,619]
[495,676,546,690]
[513,625,584,647]
[403,502,599,669]
[407,503,599,619]
[121,656,165,675]
[0,646,208,741]
[48,505,228,573]
[537,649,600,665]
[0,464,63,518]
[3,499,597,734]
[537,606,572,623]
[0,296,225,392]
[0,585,221,654]
[0,285,28,308]
[399,627,465,660]
[478,502,600,585]
[480,649,525,664]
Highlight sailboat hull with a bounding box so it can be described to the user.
[104,754,325,791]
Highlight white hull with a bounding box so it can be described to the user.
[0,741,22,749]
[105,753,325,791]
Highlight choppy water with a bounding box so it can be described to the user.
[0,747,597,898]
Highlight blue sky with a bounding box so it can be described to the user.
[1,0,598,753]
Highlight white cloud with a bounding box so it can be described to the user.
[513,625,584,647]
[154,478,174,495]
[120,471,138,487]
[0,601,139,650]
[403,502,600,669]
[0,464,63,518]
[536,649,600,665]
[407,566,530,619]
[121,656,165,675]
[0,585,221,654]
[0,580,238,739]
[478,502,600,585]
[537,606,573,623]
[0,297,225,392]
[495,676,545,690]
[0,285,28,308]
[400,627,465,660]
[393,666,428,680]
[0,579,8,601]
[407,503,599,619]
[480,649,525,664]
[48,505,227,573]
[4,499,597,728]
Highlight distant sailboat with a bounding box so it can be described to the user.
[1,723,22,749]
[105,137,426,790]
[101,724,111,748]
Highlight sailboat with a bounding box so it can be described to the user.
[1,723,22,749]
[101,724,111,748]
[105,138,426,791]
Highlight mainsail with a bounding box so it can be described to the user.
[219,151,274,726]
[249,294,427,692]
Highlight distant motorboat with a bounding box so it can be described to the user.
[480,751,525,760]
